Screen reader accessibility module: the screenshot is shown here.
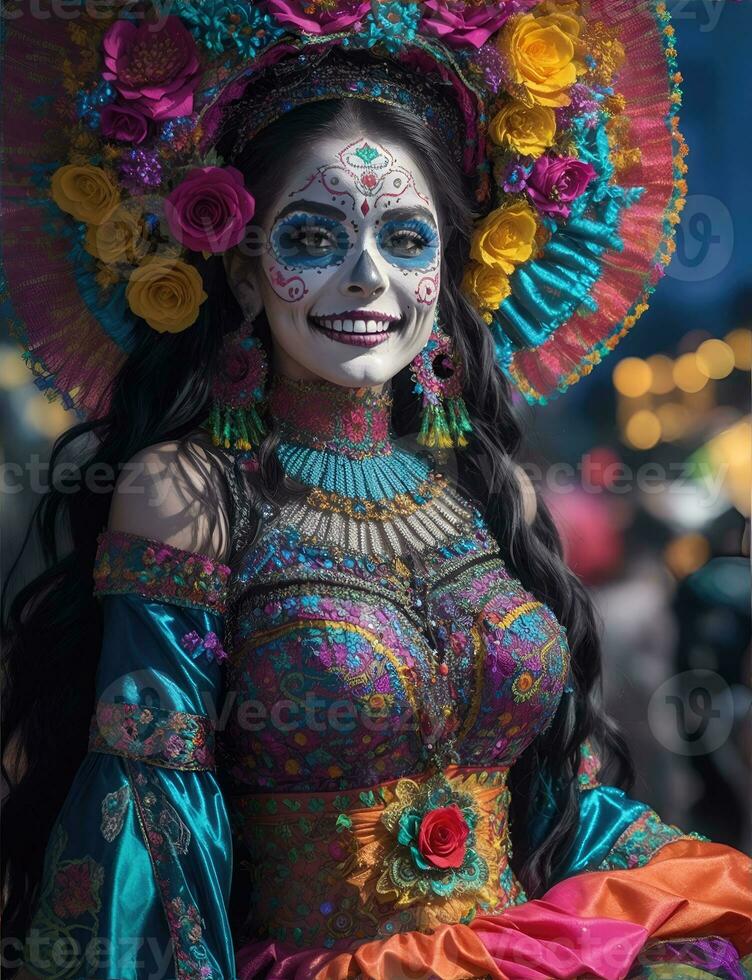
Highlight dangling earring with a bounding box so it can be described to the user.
[409,311,473,450]
[206,317,269,452]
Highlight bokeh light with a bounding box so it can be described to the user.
[673,353,708,393]
[624,410,662,450]
[647,354,675,395]
[725,328,752,371]
[696,339,735,380]
[613,358,653,398]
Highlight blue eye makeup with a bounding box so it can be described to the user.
[377,218,439,269]
[271,213,350,268]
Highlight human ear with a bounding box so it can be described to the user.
[222,247,264,321]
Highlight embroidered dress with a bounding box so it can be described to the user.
[21,378,752,980]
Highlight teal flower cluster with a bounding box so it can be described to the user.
[175,1,285,58]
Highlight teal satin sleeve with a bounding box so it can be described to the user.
[529,739,709,887]
[22,567,237,980]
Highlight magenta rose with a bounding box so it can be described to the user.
[525,155,597,219]
[100,102,149,144]
[102,15,201,121]
[420,0,540,48]
[165,166,256,254]
[417,804,469,869]
[264,0,370,35]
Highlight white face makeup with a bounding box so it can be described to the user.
[235,133,441,390]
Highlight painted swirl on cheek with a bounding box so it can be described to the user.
[267,264,308,303]
[416,272,440,306]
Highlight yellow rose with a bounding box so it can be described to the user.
[84,207,148,265]
[126,257,208,333]
[462,262,512,311]
[470,202,538,275]
[500,12,580,107]
[50,164,120,225]
[489,100,557,157]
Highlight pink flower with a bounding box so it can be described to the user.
[420,0,538,49]
[525,155,597,219]
[100,102,150,144]
[165,166,256,254]
[102,16,201,122]
[264,0,370,35]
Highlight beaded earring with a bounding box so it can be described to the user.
[206,317,269,452]
[409,312,474,450]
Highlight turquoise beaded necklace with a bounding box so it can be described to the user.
[267,374,439,505]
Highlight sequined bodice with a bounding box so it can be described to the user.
[222,489,570,794]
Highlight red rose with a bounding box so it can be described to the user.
[417,804,469,869]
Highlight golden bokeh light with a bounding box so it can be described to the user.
[673,353,708,393]
[0,345,31,390]
[664,534,711,579]
[647,355,675,395]
[696,339,735,380]
[613,358,653,398]
[725,329,752,372]
[22,395,72,440]
[624,410,662,450]
[656,402,691,442]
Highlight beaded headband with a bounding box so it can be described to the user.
[225,48,467,168]
[0,1,686,413]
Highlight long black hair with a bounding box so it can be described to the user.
[1,85,635,947]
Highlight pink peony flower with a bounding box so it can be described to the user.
[102,16,202,122]
[525,155,597,219]
[165,166,256,254]
[420,0,539,49]
[264,0,370,35]
[100,102,150,144]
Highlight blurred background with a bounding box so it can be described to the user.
[1,1,750,852]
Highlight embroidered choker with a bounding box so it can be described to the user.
[267,374,395,460]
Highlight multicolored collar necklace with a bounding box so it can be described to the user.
[265,374,438,506]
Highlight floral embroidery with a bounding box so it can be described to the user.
[89,702,216,770]
[23,825,105,977]
[577,736,603,790]
[180,629,228,664]
[101,783,131,842]
[93,529,231,615]
[597,807,709,872]
[127,763,214,980]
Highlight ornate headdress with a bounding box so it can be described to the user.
[0,0,686,416]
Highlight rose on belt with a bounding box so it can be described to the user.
[414,803,469,869]
[376,774,491,910]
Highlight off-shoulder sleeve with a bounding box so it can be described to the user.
[22,530,236,980]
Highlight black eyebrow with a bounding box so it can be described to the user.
[273,200,347,223]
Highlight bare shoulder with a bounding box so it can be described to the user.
[107,434,233,563]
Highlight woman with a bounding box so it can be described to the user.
[2,2,750,978]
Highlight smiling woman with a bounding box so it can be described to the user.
[2,4,751,980]
[223,129,443,386]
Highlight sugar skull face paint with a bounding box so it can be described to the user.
[240,133,442,389]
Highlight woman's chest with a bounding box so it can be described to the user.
[222,526,569,791]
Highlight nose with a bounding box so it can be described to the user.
[342,249,388,299]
